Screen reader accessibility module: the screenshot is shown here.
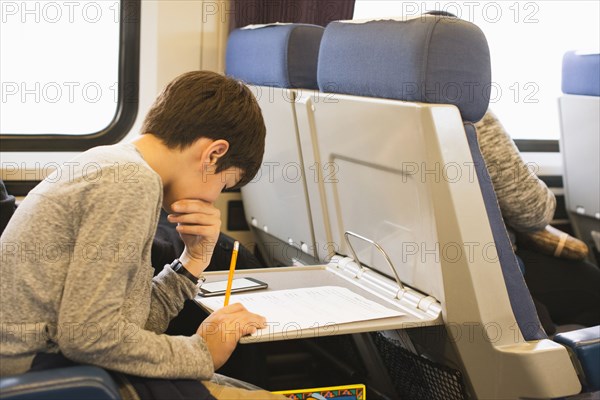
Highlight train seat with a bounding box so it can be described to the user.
[555,325,600,392]
[226,23,324,266]
[291,14,588,398]
[0,366,121,400]
[558,51,600,264]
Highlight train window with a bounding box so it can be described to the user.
[0,0,140,151]
[354,1,599,141]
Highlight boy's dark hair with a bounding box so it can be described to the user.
[142,71,266,188]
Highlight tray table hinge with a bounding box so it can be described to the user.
[343,231,441,316]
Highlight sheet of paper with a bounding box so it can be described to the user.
[197,286,404,340]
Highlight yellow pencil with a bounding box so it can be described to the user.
[224,241,239,306]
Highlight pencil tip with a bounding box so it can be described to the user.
[233,241,239,251]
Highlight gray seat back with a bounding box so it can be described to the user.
[226,24,324,265]
[291,15,579,398]
[559,51,600,259]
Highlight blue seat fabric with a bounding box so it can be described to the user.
[555,325,600,391]
[464,123,546,341]
[226,24,324,89]
[0,366,121,400]
[562,51,600,97]
[317,16,491,122]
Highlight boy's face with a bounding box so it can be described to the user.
[163,165,242,213]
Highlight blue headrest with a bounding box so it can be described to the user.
[226,24,324,89]
[562,51,600,96]
[317,16,491,122]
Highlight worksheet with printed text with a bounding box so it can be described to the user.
[197,286,405,339]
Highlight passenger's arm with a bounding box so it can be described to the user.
[475,111,556,232]
[145,199,222,333]
[56,171,214,380]
[144,264,199,334]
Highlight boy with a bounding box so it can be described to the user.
[0,71,286,399]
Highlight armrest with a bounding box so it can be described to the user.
[554,325,600,392]
[0,366,121,400]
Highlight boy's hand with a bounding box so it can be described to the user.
[197,303,266,370]
[168,199,221,277]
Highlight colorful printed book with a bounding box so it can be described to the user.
[273,384,366,399]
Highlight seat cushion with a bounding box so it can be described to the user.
[226,23,324,89]
[317,15,491,122]
[562,51,600,97]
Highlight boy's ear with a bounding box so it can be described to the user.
[204,139,230,165]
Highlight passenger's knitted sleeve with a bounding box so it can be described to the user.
[474,111,556,232]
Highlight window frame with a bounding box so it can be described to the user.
[514,139,560,153]
[0,0,141,152]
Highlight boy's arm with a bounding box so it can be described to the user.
[145,200,221,333]
[56,171,214,380]
[144,264,199,334]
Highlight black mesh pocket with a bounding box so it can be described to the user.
[372,332,468,400]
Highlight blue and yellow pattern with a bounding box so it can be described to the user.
[273,384,365,399]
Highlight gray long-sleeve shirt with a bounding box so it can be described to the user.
[475,111,556,235]
[0,143,214,380]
